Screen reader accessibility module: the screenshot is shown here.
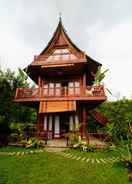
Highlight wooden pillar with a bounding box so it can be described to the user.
[82,107,87,139]
[38,76,41,87]
[83,74,86,95]
[38,76,41,97]
[36,113,41,138]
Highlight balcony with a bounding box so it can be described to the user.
[14,85,106,102]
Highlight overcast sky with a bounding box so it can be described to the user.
[0,0,132,100]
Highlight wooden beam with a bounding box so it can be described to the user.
[41,63,74,68]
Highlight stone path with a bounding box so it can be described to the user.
[0,149,44,156]
[55,152,120,164]
[45,147,69,152]
[0,149,120,165]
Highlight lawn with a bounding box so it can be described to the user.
[0,147,130,184]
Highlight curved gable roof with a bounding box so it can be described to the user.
[40,18,83,55]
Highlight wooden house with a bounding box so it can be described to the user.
[14,18,107,141]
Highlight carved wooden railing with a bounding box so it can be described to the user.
[15,88,39,99]
[15,85,106,99]
[85,85,105,97]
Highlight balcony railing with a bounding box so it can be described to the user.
[15,88,39,99]
[15,85,105,100]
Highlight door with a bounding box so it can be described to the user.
[54,115,60,138]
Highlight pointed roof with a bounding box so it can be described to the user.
[25,18,102,83]
[40,17,83,55]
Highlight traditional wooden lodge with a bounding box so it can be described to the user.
[14,18,107,141]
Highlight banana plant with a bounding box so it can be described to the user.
[93,66,109,86]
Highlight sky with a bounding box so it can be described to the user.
[0,0,132,100]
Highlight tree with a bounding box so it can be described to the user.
[0,68,36,145]
[98,99,132,143]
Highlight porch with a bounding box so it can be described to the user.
[37,134,108,148]
[37,112,80,140]
[36,110,108,147]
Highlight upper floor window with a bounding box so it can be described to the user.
[43,80,80,97]
[43,81,61,96]
[68,81,80,96]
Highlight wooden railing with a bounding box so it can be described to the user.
[85,85,105,97]
[15,85,105,99]
[15,88,39,99]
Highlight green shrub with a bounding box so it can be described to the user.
[0,116,11,146]
[9,122,36,143]
[73,139,95,152]
[25,138,44,149]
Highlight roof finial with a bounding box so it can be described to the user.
[59,12,62,22]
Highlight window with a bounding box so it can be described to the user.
[43,116,47,130]
[45,48,77,62]
[74,81,80,95]
[49,82,54,96]
[43,81,61,96]
[69,115,79,131]
[43,83,48,96]
[68,81,80,96]
[49,115,53,131]
[75,115,79,130]
[55,82,61,96]
[69,116,74,131]
[68,82,74,95]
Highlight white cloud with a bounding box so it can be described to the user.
[86,20,132,100]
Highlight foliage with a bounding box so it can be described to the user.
[93,66,109,86]
[0,68,37,144]
[64,132,80,146]
[0,116,11,146]
[73,138,95,152]
[25,138,44,149]
[10,122,36,142]
[10,123,25,142]
[119,126,132,166]
[98,99,132,144]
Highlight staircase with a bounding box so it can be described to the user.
[90,109,108,126]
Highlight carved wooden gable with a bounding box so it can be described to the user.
[39,18,85,62]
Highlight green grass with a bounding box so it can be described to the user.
[0,147,130,184]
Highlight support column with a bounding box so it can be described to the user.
[81,107,89,143]
[38,76,42,97]
[36,113,42,138]
[82,74,86,95]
